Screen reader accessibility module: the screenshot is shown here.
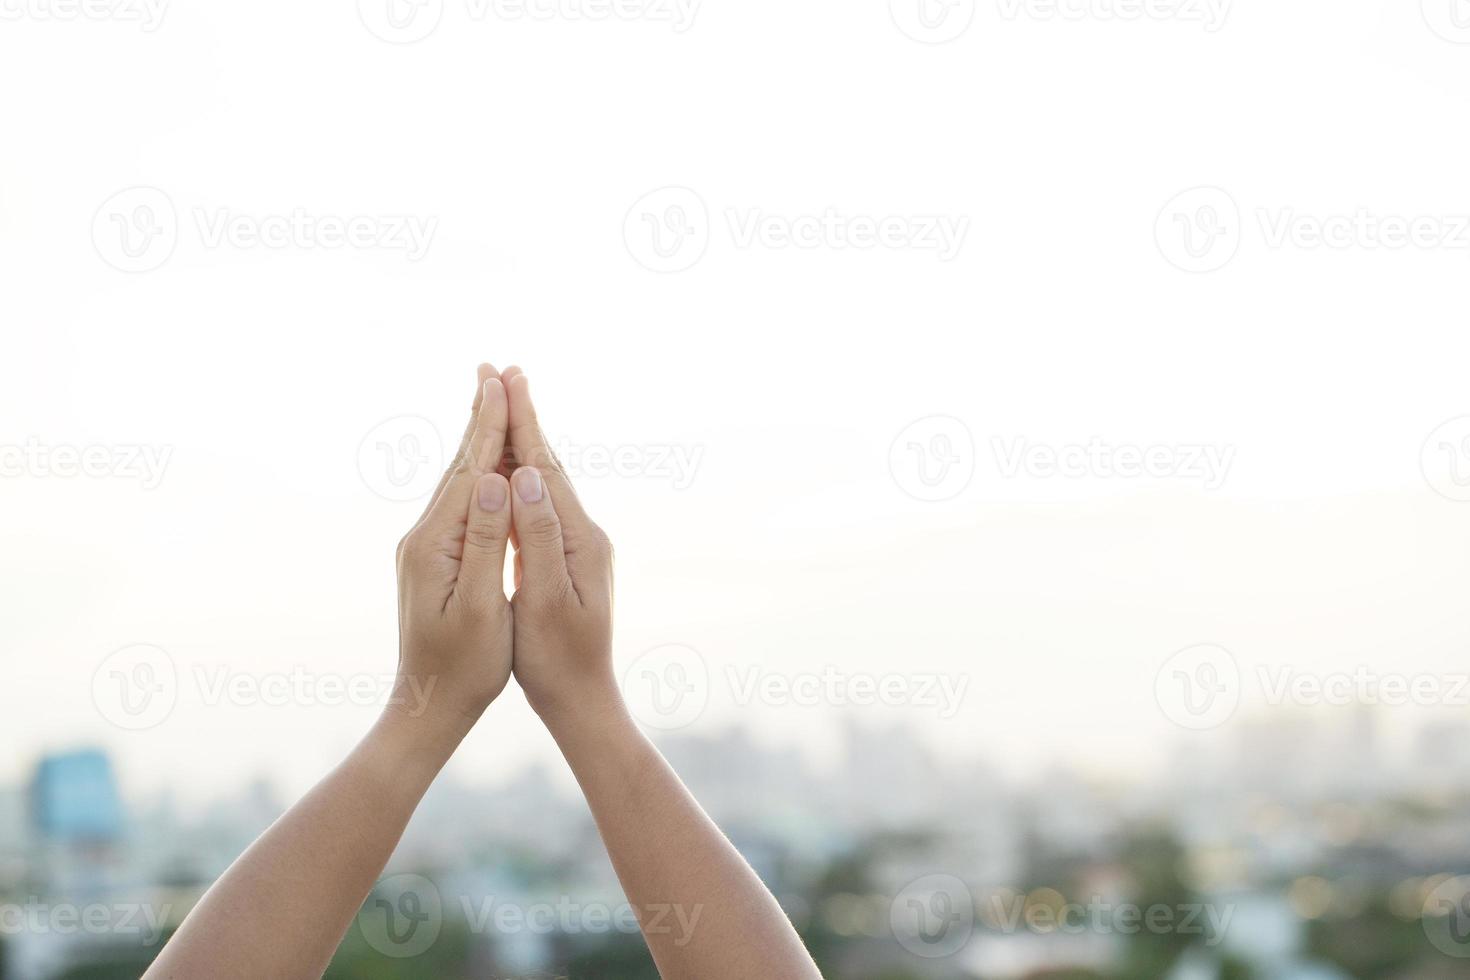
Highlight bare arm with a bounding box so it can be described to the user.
[144,366,517,979]
[498,367,822,980]
[142,706,468,979]
[547,697,818,978]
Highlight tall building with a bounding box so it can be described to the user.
[30,749,124,846]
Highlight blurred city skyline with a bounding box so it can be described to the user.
[8,701,1470,977]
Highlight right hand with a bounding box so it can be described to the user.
[497,367,620,725]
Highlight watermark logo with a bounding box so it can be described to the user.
[624,187,710,273]
[726,667,969,719]
[625,188,970,272]
[1258,667,1470,709]
[996,0,1230,31]
[991,437,1234,489]
[1422,417,1470,503]
[623,644,709,730]
[359,416,445,502]
[93,652,440,727]
[0,439,173,489]
[1423,876,1470,957]
[360,0,698,41]
[0,900,171,944]
[92,187,437,272]
[1160,188,1470,272]
[478,0,699,30]
[358,0,444,43]
[1422,0,1470,43]
[890,0,976,43]
[889,416,975,502]
[358,873,443,958]
[192,209,436,259]
[981,890,1232,943]
[192,667,437,714]
[461,897,701,945]
[92,644,178,731]
[93,187,178,274]
[726,209,969,261]
[1257,209,1470,251]
[0,0,168,30]
[550,439,704,490]
[1160,656,1470,729]
[1154,644,1239,730]
[891,874,974,958]
[1156,186,1240,273]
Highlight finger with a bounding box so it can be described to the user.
[455,473,512,610]
[418,364,499,524]
[422,376,509,538]
[492,365,523,480]
[503,372,593,534]
[509,467,574,601]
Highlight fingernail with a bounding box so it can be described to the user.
[478,477,507,511]
[515,468,543,503]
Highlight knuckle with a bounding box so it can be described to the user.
[396,529,423,564]
[523,515,563,546]
[463,520,507,552]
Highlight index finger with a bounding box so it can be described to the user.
[417,363,499,525]
[501,371,594,536]
[420,375,510,540]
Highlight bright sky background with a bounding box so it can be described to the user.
[3,0,1470,808]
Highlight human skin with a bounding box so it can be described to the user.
[497,365,822,980]
[141,364,822,979]
[142,366,516,980]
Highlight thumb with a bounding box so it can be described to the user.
[509,467,573,601]
[456,473,512,610]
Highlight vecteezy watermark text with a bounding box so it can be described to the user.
[620,644,972,730]
[1156,186,1470,273]
[93,186,437,273]
[996,0,1230,31]
[625,188,970,273]
[550,439,704,490]
[726,666,969,720]
[888,0,1228,43]
[92,644,442,731]
[991,437,1234,490]
[725,209,969,261]
[0,900,171,944]
[1257,666,1470,708]
[357,0,700,43]
[888,874,1233,960]
[461,897,701,945]
[355,873,703,959]
[0,0,167,29]
[1155,644,1470,731]
[0,439,172,489]
[982,891,1233,944]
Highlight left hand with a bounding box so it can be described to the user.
[391,364,515,733]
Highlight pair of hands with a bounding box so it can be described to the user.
[392,364,618,736]
[143,363,824,980]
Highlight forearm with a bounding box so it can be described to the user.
[545,693,821,980]
[143,705,467,980]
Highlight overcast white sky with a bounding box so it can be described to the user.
[3,0,1470,806]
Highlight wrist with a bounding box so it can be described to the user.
[353,703,468,806]
[379,694,477,760]
[533,678,633,741]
